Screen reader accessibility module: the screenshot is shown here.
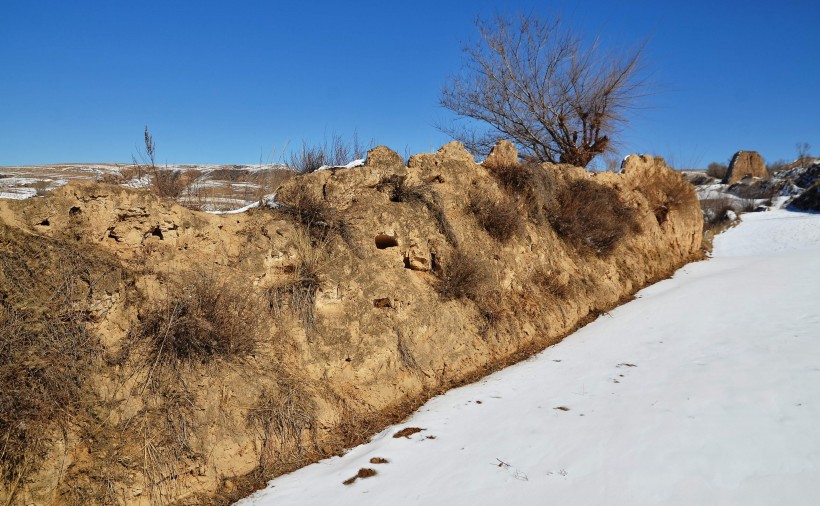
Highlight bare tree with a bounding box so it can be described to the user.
[796,142,811,167]
[440,15,647,167]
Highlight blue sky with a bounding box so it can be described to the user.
[1,0,818,168]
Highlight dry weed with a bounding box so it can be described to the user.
[377,174,432,204]
[530,270,571,300]
[151,168,199,200]
[288,132,372,173]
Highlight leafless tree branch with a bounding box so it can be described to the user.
[440,15,648,167]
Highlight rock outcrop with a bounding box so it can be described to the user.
[482,139,518,169]
[723,150,768,184]
[0,143,702,505]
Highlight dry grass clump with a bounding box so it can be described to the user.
[0,227,120,495]
[550,178,640,256]
[530,270,571,300]
[247,379,317,472]
[706,162,728,180]
[466,187,522,242]
[377,174,432,204]
[436,249,489,301]
[268,232,328,330]
[277,181,350,243]
[136,273,265,369]
[0,306,98,490]
[490,161,557,224]
[638,171,697,224]
[700,195,741,250]
[98,165,142,184]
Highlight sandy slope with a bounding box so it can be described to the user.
[237,209,820,505]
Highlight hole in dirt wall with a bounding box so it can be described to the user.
[375,234,399,249]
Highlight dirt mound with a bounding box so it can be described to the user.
[0,142,702,505]
[723,151,768,184]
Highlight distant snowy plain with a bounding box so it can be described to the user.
[237,209,820,506]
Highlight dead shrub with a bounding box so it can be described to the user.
[700,194,740,250]
[550,178,640,256]
[131,126,195,200]
[288,142,327,174]
[0,306,98,490]
[492,162,534,194]
[436,249,488,301]
[136,273,264,370]
[474,289,515,336]
[466,187,521,242]
[151,168,198,200]
[491,161,558,224]
[700,195,736,232]
[706,162,728,180]
[638,170,697,224]
[288,132,372,173]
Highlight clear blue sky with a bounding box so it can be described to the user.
[1,0,818,168]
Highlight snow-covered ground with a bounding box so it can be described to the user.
[237,209,820,506]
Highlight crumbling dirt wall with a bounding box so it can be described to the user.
[0,143,702,505]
